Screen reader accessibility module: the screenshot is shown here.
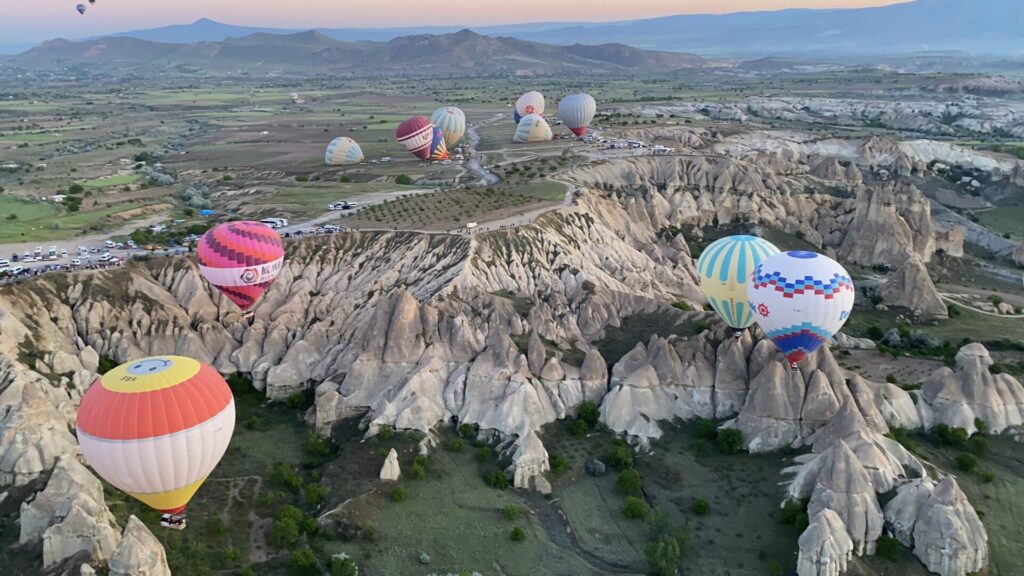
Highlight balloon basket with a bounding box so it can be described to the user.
[733,330,744,339]
[789,363,800,372]
[160,514,187,531]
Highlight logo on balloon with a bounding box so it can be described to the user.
[525,105,535,114]
[240,268,261,284]
[757,303,771,318]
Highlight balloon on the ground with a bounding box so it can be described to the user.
[76,356,235,515]
[431,106,466,148]
[514,91,545,123]
[197,221,285,311]
[325,136,364,165]
[428,126,449,161]
[697,235,781,330]
[397,116,444,161]
[513,114,554,143]
[76,3,87,14]
[747,251,855,366]
[558,93,597,137]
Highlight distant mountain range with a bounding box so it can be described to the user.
[4,0,1022,60]
[9,29,717,74]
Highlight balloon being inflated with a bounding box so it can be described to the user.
[747,251,855,367]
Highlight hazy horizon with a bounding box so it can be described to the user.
[1,0,911,44]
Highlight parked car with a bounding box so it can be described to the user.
[70,259,82,266]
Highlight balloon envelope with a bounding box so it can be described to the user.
[396,116,438,161]
[513,114,554,143]
[697,235,780,330]
[558,93,597,137]
[325,137,364,165]
[76,3,87,14]
[76,356,235,515]
[430,106,466,148]
[514,91,545,123]
[197,221,285,311]
[747,251,855,366]
[428,126,449,161]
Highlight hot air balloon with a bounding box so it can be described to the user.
[514,91,545,124]
[76,3,87,14]
[697,235,781,334]
[558,93,597,137]
[428,126,449,161]
[89,0,96,4]
[325,136,364,165]
[397,116,441,161]
[76,356,235,529]
[431,106,466,148]
[513,114,554,143]
[747,251,855,369]
[197,221,285,312]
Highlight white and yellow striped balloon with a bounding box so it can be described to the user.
[430,106,466,148]
[697,235,781,330]
[325,137,364,165]
[513,114,553,143]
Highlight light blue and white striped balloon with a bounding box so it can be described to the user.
[325,137,364,166]
[697,235,781,330]
[430,106,466,148]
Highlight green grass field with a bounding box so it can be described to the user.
[972,204,1024,239]
[0,196,163,243]
[82,174,140,189]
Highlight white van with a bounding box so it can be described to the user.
[260,218,289,229]
[104,240,116,248]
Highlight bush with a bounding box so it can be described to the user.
[330,555,358,576]
[458,423,476,438]
[475,447,493,462]
[269,506,304,548]
[577,402,600,427]
[395,175,413,185]
[932,424,968,447]
[377,425,395,441]
[778,499,810,531]
[502,505,519,520]
[570,418,588,436]
[716,428,744,455]
[285,392,311,410]
[867,325,885,340]
[691,498,710,516]
[295,175,309,182]
[886,428,916,452]
[955,453,978,472]
[290,547,318,573]
[616,469,644,497]
[974,418,989,434]
[271,463,304,493]
[606,445,634,471]
[550,453,568,475]
[68,183,84,195]
[485,470,510,490]
[876,535,901,562]
[510,527,526,542]
[967,435,989,456]
[304,483,328,507]
[391,484,408,502]
[304,433,333,458]
[446,438,465,452]
[694,418,718,441]
[622,496,649,519]
[693,320,711,334]
[409,463,426,481]
[979,471,996,483]
[645,535,681,576]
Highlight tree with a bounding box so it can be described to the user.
[304,483,328,507]
[616,469,643,497]
[622,496,648,519]
[645,535,681,576]
[694,418,718,441]
[570,418,588,437]
[68,183,84,195]
[330,555,358,576]
[606,445,634,471]
[716,428,744,455]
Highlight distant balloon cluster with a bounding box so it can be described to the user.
[698,236,855,369]
[76,0,96,15]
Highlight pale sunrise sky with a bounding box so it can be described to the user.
[0,0,911,43]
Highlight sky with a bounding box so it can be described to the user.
[0,0,910,44]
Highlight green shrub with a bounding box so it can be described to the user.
[290,547,318,574]
[694,418,718,441]
[446,438,465,452]
[550,453,568,475]
[867,325,885,340]
[271,462,303,493]
[778,499,810,531]
[458,423,475,438]
[645,535,681,576]
[716,428,744,455]
[956,453,978,472]
[501,505,519,520]
[886,428,916,452]
[974,418,989,434]
[304,433,333,458]
[570,418,588,436]
[485,471,509,490]
[979,471,996,483]
[693,320,711,334]
[409,463,426,480]
[269,506,304,548]
[395,175,413,185]
[577,401,600,427]
[622,496,649,519]
[475,447,493,462]
[509,527,526,542]
[931,423,968,447]
[339,175,352,183]
[606,445,634,470]
[967,435,989,455]
[391,484,408,502]
[616,469,643,497]
[691,498,710,516]
[876,535,901,562]
[672,301,694,312]
[330,555,358,576]
[377,425,395,441]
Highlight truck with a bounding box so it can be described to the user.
[47,246,57,260]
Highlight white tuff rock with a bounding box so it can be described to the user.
[797,509,854,576]
[379,448,401,482]
[108,516,172,576]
